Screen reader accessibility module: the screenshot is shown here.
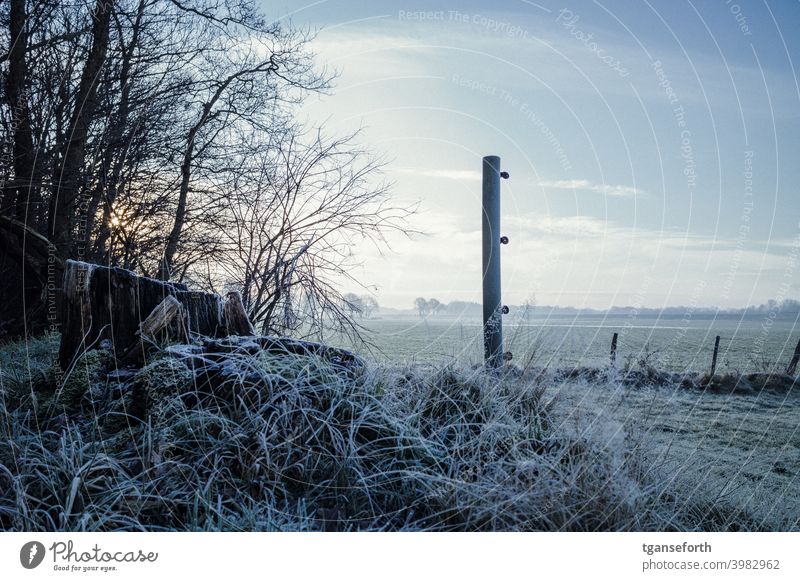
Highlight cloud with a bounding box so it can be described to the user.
[535,179,643,197]
[391,167,482,181]
[292,9,798,309]
[391,168,643,198]
[506,213,609,236]
[345,205,797,309]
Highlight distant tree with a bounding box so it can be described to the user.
[414,297,429,318]
[342,293,364,318]
[522,295,536,323]
[361,295,379,318]
[781,299,800,313]
[428,298,443,315]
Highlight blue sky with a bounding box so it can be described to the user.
[261,0,800,310]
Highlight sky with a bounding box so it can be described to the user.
[260,0,800,311]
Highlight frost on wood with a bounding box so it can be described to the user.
[138,295,186,340]
[223,291,255,336]
[58,260,232,368]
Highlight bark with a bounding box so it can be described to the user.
[138,295,187,340]
[117,294,189,363]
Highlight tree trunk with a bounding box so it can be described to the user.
[49,0,114,258]
[3,0,38,221]
[159,62,275,280]
[92,0,146,260]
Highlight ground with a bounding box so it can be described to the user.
[549,379,800,529]
[0,333,797,531]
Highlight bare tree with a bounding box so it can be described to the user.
[48,0,114,258]
[2,0,36,221]
[0,0,407,341]
[208,127,413,339]
[157,14,329,280]
[342,293,364,318]
[361,295,379,319]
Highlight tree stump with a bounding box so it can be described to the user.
[58,260,239,368]
[223,291,255,336]
[138,295,188,341]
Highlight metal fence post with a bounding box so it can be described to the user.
[482,155,503,367]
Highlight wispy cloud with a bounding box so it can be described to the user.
[506,213,609,236]
[392,167,643,197]
[535,179,643,198]
[391,167,482,181]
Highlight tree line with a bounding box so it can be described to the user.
[414,297,445,317]
[343,293,379,319]
[0,0,411,340]
[410,298,800,319]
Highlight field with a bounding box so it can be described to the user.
[550,380,800,529]
[344,315,800,372]
[331,314,800,529]
[0,319,798,531]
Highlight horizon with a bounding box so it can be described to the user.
[374,296,800,315]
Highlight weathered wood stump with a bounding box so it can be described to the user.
[138,295,188,341]
[58,260,249,368]
[223,291,256,336]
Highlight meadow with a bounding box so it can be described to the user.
[328,314,800,530]
[346,314,800,373]
[1,317,798,531]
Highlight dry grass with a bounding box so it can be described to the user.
[0,334,791,531]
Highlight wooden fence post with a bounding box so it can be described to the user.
[610,332,618,367]
[711,335,720,376]
[785,337,800,376]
